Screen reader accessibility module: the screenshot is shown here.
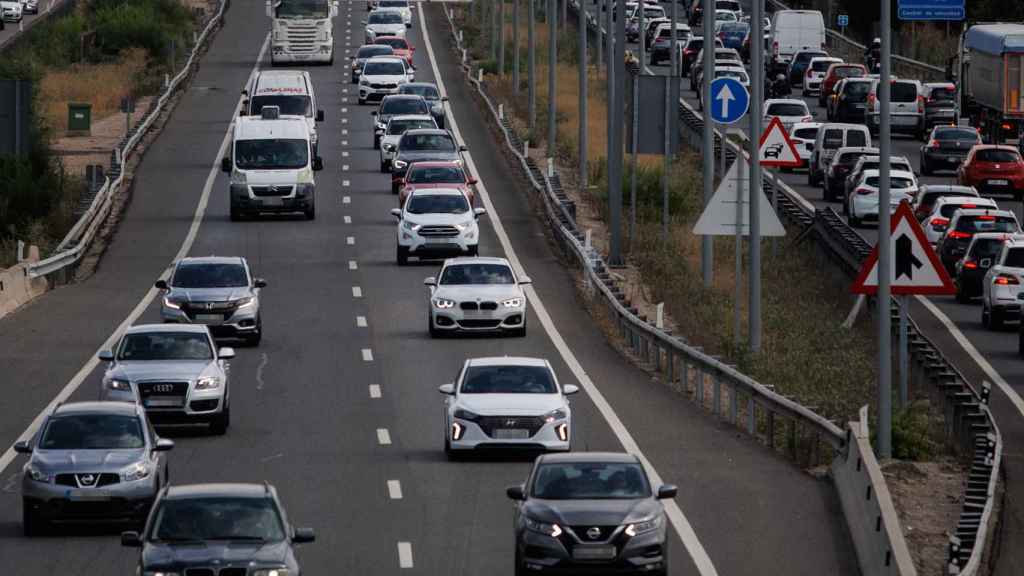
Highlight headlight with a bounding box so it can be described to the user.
[402,220,421,232]
[501,297,523,308]
[121,461,152,482]
[27,466,51,483]
[434,298,455,309]
[109,378,131,391]
[143,572,181,576]
[163,296,183,310]
[253,569,289,576]
[376,122,386,130]
[360,77,370,85]
[235,296,255,309]
[453,408,479,421]
[232,169,247,184]
[195,376,221,390]
[543,408,567,423]
[625,516,662,537]
[393,160,408,170]
[383,143,396,151]
[524,517,562,538]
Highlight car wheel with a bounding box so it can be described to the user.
[848,211,861,228]
[982,304,991,328]
[358,97,366,105]
[391,182,400,195]
[469,244,479,257]
[210,401,230,435]
[823,184,833,203]
[956,283,970,304]
[513,316,527,338]
[807,169,815,186]
[305,203,316,220]
[397,245,409,266]
[230,205,243,222]
[380,159,388,173]
[921,158,932,176]
[351,75,358,84]
[22,500,43,537]
[1019,330,1024,357]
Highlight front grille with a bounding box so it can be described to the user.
[139,381,188,409]
[251,185,293,197]
[185,568,246,576]
[570,525,619,542]
[460,301,478,310]
[370,83,398,89]
[284,26,319,52]
[419,225,459,237]
[476,415,545,437]
[181,301,238,321]
[55,473,120,487]
[480,301,498,311]
[457,319,502,329]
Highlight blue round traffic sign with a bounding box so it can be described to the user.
[709,77,750,125]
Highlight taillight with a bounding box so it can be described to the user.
[948,230,971,239]
[963,260,979,269]
[961,204,977,209]
[930,217,949,230]
[773,41,779,55]
[1002,122,1013,131]
[918,96,925,114]
[995,274,1020,285]
[928,140,940,149]
[856,187,872,195]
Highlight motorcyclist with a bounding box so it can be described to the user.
[865,38,881,69]
[768,73,791,98]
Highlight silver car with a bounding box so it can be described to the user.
[99,324,235,434]
[15,401,174,535]
[424,257,530,337]
[380,114,437,172]
[438,357,578,456]
[156,256,265,346]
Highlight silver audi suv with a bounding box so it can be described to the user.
[98,324,235,434]
[157,256,265,346]
[424,257,530,337]
[15,401,174,535]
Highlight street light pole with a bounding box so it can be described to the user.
[877,0,894,459]
[749,0,763,352]
[579,0,588,188]
[513,0,521,92]
[608,0,625,266]
[529,0,537,131]
[498,0,506,75]
[701,0,714,286]
[548,0,557,159]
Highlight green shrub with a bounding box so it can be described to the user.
[891,400,937,461]
[93,0,193,60]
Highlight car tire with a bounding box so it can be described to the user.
[305,203,316,221]
[848,211,861,228]
[230,205,244,222]
[956,283,970,304]
[397,245,409,266]
[210,401,230,436]
[392,182,400,195]
[380,159,388,173]
[351,75,358,84]
[982,304,991,328]
[22,500,43,537]
[823,184,833,203]
[358,97,366,105]
[513,316,527,338]
[469,244,479,257]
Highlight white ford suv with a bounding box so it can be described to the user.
[392,187,483,265]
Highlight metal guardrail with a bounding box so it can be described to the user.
[25,0,228,280]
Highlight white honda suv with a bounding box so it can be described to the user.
[392,188,483,265]
[423,257,530,337]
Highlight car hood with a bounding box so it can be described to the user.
[142,540,290,569]
[524,498,660,526]
[363,74,407,84]
[166,287,252,303]
[433,284,522,301]
[456,394,564,416]
[109,360,214,382]
[32,449,145,473]
[403,212,474,227]
[396,150,460,163]
[368,23,405,34]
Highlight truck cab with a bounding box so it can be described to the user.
[268,0,339,65]
[221,106,323,221]
[242,70,324,154]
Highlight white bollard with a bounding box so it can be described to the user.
[656,303,665,329]
[459,30,464,44]
[547,157,554,178]
[17,240,25,263]
[477,69,483,83]
[498,104,504,120]
[462,48,467,63]
[524,140,529,157]
[584,229,592,253]
[164,73,170,89]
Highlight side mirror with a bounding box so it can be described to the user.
[473,207,487,218]
[657,484,678,499]
[292,527,316,544]
[121,531,142,547]
[13,440,31,454]
[221,157,232,173]
[459,145,468,152]
[218,347,236,360]
[154,279,168,290]
[438,383,455,395]
[442,96,449,102]
[313,157,324,171]
[371,110,378,116]
[316,110,325,122]
[467,178,478,185]
[238,109,248,117]
[154,438,175,452]
[562,384,580,395]
[390,208,403,218]
[518,275,532,285]
[506,485,526,500]
[423,276,437,287]
[241,89,249,96]
[254,278,267,289]
[98,350,115,362]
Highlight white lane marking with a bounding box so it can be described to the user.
[342,117,349,124]
[255,352,269,391]
[917,296,1024,418]
[344,215,352,224]
[417,6,718,575]
[342,179,351,186]
[352,286,363,298]
[342,140,349,147]
[342,107,348,113]
[0,34,272,476]
[387,479,403,499]
[356,315,367,327]
[343,195,351,204]
[342,164,350,171]
[349,260,359,270]
[362,348,374,362]
[343,88,349,94]
[346,236,355,245]
[397,542,413,568]
[369,384,382,398]
[342,129,349,135]
[342,151,350,158]
[377,428,392,445]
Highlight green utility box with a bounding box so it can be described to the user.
[67,103,92,134]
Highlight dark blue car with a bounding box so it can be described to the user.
[718,22,749,52]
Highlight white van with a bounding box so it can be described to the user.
[808,123,872,187]
[222,107,323,221]
[243,70,324,154]
[769,10,826,74]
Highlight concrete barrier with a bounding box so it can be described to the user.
[0,245,48,320]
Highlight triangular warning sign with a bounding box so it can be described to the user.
[692,158,786,237]
[851,202,956,295]
[758,116,802,168]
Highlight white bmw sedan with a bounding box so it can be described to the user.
[424,257,529,337]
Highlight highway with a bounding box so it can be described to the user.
[0,0,65,50]
[0,1,857,574]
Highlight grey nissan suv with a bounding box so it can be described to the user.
[15,401,174,535]
[99,324,235,434]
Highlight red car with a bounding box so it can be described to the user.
[396,161,477,206]
[818,63,866,107]
[958,145,1024,199]
[374,36,414,67]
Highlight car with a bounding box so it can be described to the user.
[392,187,484,264]
[920,125,981,176]
[0,0,22,22]
[763,98,812,133]
[958,145,1024,199]
[922,82,957,130]
[697,66,749,110]
[380,114,437,172]
[844,155,914,200]
[846,169,919,227]
[788,121,822,171]
[648,22,690,65]
[717,21,749,52]
[641,17,670,50]
[937,209,1021,275]
[98,324,235,434]
[626,5,666,42]
[689,48,742,91]
[398,160,478,206]
[769,9,826,74]
[956,232,1019,304]
[350,43,395,83]
[808,123,871,187]
[982,235,1024,328]
[243,69,324,155]
[823,146,877,202]
[156,256,266,345]
[364,7,405,43]
[374,35,414,66]
[358,55,413,104]
[398,81,447,128]
[818,63,866,107]
[787,49,828,86]
[715,0,743,19]
[376,0,411,27]
[424,257,530,337]
[507,452,677,576]
[15,401,173,536]
[20,0,36,14]
[912,184,981,221]
[390,129,466,194]
[802,56,843,96]
[866,78,925,138]
[371,93,431,149]
[438,357,578,456]
[121,483,315,576]
[920,195,996,245]
[678,36,720,77]
[827,77,872,123]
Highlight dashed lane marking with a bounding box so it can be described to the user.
[343,195,351,204]
[369,384,381,398]
[356,315,367,327]
[377,428,392,445]
[397,542,413,568]
[349,260,359,270]
[352,286,363,298]
[362,348,374,362]
[344,215,352,224]
[346,236,355,245]
[387,480,403,499]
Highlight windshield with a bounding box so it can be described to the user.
[958,216,1019,234]
[844,81,871,99]
[717,69,748,82]
[235,139,308,170]
[865,176,914,189]
[40,414,144,450]
[400,84,440,100]
[971,238,1006,259]
[388,118,435,135]
[936,128,979,142]
[792,127,818,140]
[532,462,651,500]
[891,82,918,102]
[368,11,403,24]
[382,99,429,115]
[833,66,863,78]
[117,332,213,361]
[273,0,328,18]
[401,133,456,151]
[440,263,515,285]
[811,60,836,72]
[976,149,1021,163]
[795,52,827,64]
[357,45,393,59]
[686,39,704,51]
[846,131,868,147]
[837,152,866,166]
[1005,248,1024,268]
[364,60,406,75]
[150,497,286,542]
[460,365,557,394]
[173,263,248,288]
[406,194,469,215]
[408,166,465,183]
[766,103,807,116]
[940,203,986,218]
[715,11,736,21]
[379,0,408,6]
[250,95,311,117]
[928,86,956,101]
[376,37,408,49]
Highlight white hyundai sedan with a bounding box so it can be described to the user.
[438,357,578,457]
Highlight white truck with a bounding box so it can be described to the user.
[268,0,339,66]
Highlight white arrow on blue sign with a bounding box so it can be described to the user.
[709,77,749,125]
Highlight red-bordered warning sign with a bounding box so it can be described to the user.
[758,116,802,168]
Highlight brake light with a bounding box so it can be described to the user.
[961,204,977,209]
[977,215,996,221]
[918,96,925,114]
[995,274,1019,285]
[948,231,971,239]
[928,140,940,149]
[963,260,979,269]
[930,217,949,229]
[1002,123,1013,131]
[856,187,872,195]
[773,41,779,55]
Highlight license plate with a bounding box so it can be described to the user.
[195,314,222,322]
[261,197,284,207]
[146,397,182,407]
[426,239,456,245]
[854,104,865,110]
[493,429,530,439]
[67,489,111,501]
[989,179,1009,186]
[572,546,616,560]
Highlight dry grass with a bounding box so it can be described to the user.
[39,48,148,132]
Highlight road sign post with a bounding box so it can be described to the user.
[879,0,893,460]
[702,1,714,286]
[750,0,764,354]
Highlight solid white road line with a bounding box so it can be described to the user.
[362,348,374,362]
[416,5,718,575]
[377,428,392,445]
[387,479,403,499]
[0,34,272,477]
[356,315,367,327]
[352,286,363,298]
[397,542,414,568]
[369,384,382,398]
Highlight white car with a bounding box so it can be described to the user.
[789,122,822,171]
[358,56,413,104]
[364,8,406,43]
[982,235,1024,329]
[763,98,812,133]
[424,257,530,337]
[438,357,578,456]
[20,0,36,14]
[846,169,919,227]
[803,56,843,96]
[922,196,998,245]
[698,66,750,111]
[1,0,23,21]
[393,188,483,265]
[380,114,437,172]
[376,0,411,27]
